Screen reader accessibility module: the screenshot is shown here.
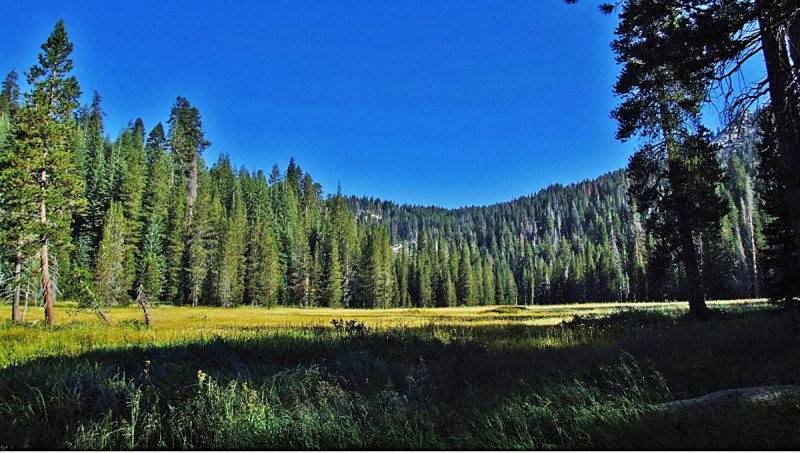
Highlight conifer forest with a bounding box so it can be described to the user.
[1,1,799,450]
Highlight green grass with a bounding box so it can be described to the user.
[0,300,798,449]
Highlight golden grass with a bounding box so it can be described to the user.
[0,299,767,368]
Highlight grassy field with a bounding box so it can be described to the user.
[1,300,799,449]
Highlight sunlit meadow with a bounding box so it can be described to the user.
[2,300,799,449]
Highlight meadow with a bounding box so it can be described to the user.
[1,300,799,449]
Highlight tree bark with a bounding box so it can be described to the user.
[11,250,21,322]
[41,166,55,326]
[784,0,800,84]
[668,151,707,319]
[678,214,707,319]
[136,286,151,328]
[745,181,760,297]
[760,13,800,273]
[42,240,54,326]
[22,284,30,322]
[187,152,197,223]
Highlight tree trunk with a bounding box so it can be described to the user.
[11,250,21,322]
[678,215,707,319]
[42,240,54,326]
[187,153,197,223]
[41,165,55,326]
[760,14,800,272]
[668,151,707,319]
[22,284,30,322]
[745,180,760,297]
[135,285,151,328]
[785,1,800,84]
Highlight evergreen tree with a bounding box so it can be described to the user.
[214,182,247,307]
[0,69,20,118]
[0,70,27,321]
[137,213,166,303]
[10,20,84,325]
[757,109,800,303]
[94,202,126,304]
[319,232,344,307]
[74,91,111,267]
[482,254,495,306]
[168,97,209,305]
[612,1,727,318]
[245,214,280,307]
[576,0,800,281]
[163,177,187,304]
[457,243,475,305]
[168,96,209,223]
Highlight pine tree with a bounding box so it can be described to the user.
[11,20,84,325]
[413,227,433,307]
[141,123,173,233]
[117,122,147,278]
[214,183,247,307]
[612,1,727,318]
[757,109,800,303]
[579,0,800,285]
[168,97,209,305]
[457,243,474,306]
[74,91,111,267]
[245,214,280,307]
[137,213,166,302]
[0,69,20,118]
[481,254,495,306]
[168,96,209,223]
[163,178,187,304]
[0,70,27,321]
[330,186,359,307]
[318,223,344,307]
[94,202,126,304]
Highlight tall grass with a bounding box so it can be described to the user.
[0,301,797,449]
[65,355,669,450]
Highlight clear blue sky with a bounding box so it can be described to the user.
[1,0,639,208]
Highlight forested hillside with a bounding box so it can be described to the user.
[346,112,767,305]
[0,20,796,320]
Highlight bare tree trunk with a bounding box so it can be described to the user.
[761,14,800,272]
[136,285,151,328]
[21,284,30,322]
[11,249,21,322]
[186,152,199,307]
[42,240,54,326]
[40,162,55,326]
[745,180,760,297]
[786,2,800,84]
[84,284,111,326]
[187,153,197,223]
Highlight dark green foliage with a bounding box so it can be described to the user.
[757,109,800,303]
[93,202,128,304]
[610,0,730,317]
[0,69,20,118]
[3,20,85,325]
[138,213,167,303]
[245,214,280,307]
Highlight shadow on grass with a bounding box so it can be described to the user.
[1,307,799,449]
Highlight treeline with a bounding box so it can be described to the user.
[0,21,401,322]
[346,111,797,305]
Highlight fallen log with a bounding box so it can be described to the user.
[654,385,800,412]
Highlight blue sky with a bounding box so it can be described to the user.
[1,1,640,208]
